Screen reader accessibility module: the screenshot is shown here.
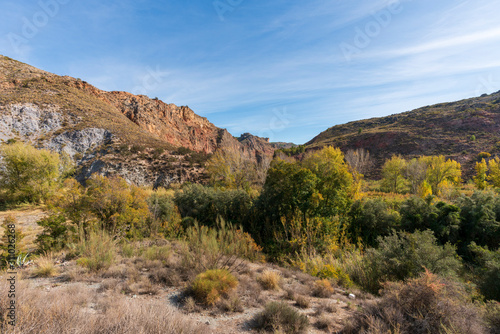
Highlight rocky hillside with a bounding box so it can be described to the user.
[306,91,500,178]
[0,55,279,186]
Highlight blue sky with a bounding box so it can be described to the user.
[1,0,500,144]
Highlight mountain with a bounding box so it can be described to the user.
[306,91,500,178]
[0,55,281,186]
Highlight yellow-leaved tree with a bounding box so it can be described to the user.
[473,158,489,190]
[0,142,68,203]
[421,155,461,196]
[488,157,500,188]
[381,155,407,193]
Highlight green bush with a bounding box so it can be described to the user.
[349,198,400,247]
[190,269,238,306]
[457,191,500,255]
[469,243,500,301]
[174,184,253,228]
[147,190,182,237]
[74,230,116,272]
[35,214,74,253]
[400,197,461,245]
[361,230,462,293]
[253,301,309,334]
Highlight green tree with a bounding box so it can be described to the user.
[85,175,150,236]
[381,155,407,193]
[468,243,500,301]
[362,230,462,293]
[348,199,400,247]
[0,142,65,203]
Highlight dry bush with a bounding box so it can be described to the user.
[316,301,338,315]
[294,295,310,309]
[315,315,336,332]
[484,301,500,334]
[257,270,282,290]
[341,270,486,334]
[285,288,296,300]
[253,301,309,334]
[32,255,58,277]
[0,279,204,334]
[148,266,182,287]
[190,269,238,306]
[218,294,244,313]
[312,279,334,298]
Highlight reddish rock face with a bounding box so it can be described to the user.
[69,77,277,163]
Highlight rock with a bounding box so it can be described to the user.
[349,293,356,300]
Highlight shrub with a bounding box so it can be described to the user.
[341,270,485,334]
[312,279,334,298]
[35,214,74,253]
[32,255,58,277]
[294,295,310,309]
[182,219,263,273]
[0,142,66,203]
[0,215,25,268]
[74,230,116,272]
[349,198,400,247]
[484,301,500,332]
[190,269,238,306]
[174,184,254,229]
[361,230,462,293]
[254,301,309,333]
[257,270,282,290]
[469,243,500,301]
[143,245,171,263]
[479,152,492,160]
[147,190,182,237]
[457,191,500,254]
[85,175,150,236]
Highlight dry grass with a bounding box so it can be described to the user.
[31,255,58,277]
[257,269,282,290]
[341,270,486,334]
[0,278,204,334]
[190,269,238,306]
[294,294,310,309]
[312,279,334,298]
[253,301,309,334]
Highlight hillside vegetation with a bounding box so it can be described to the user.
[306,91,500,178]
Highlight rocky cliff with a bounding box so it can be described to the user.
[0,55,278,186]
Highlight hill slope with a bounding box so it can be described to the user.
[306,91,500,178]
[0,55,278,186]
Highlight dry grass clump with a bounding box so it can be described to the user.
[0,279,204,334]
[190,269,238,306]
[32,255,58,277]
[257,270,282,290]
[312,279,334,298]
[341,270,486,334]
[218,294,244,313]
[294,295,310,309]
[253,301,309,334]
[315,315,336,332]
